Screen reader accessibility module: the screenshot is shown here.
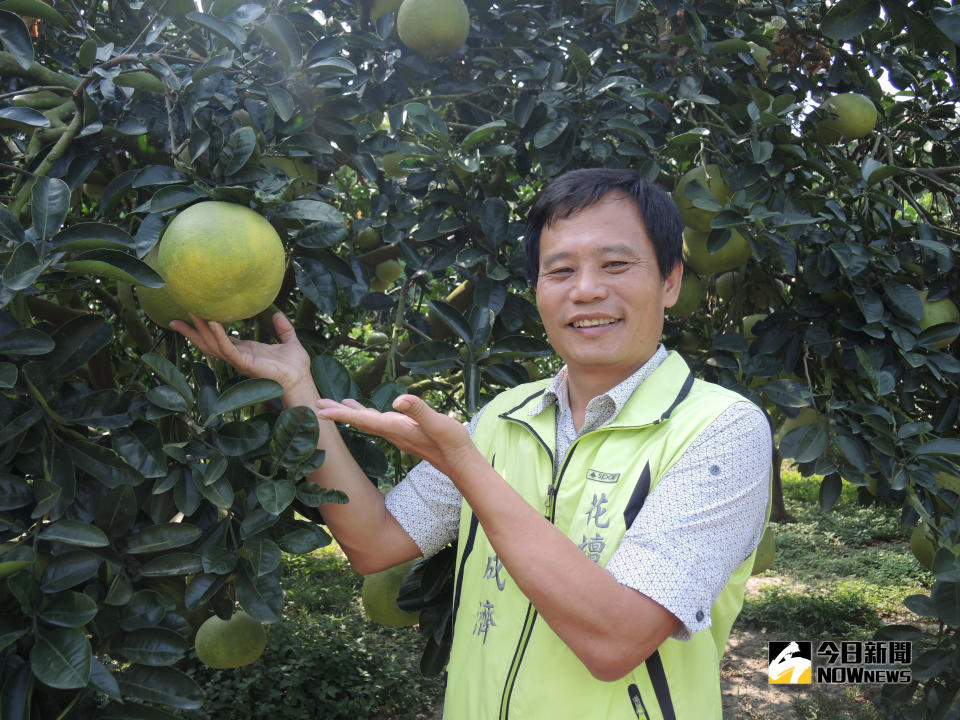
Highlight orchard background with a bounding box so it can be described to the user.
[0,0,958,717]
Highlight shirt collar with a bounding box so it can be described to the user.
[529,344,670,424]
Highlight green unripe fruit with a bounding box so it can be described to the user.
[194,611,267,669]
[673,164,731,232]
[361,560,421,627]
[667,273,703,317]
[397,0,470,57]
[814,93,877,143]
[375,259,404,283]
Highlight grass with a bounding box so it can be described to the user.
[725,469,935,719]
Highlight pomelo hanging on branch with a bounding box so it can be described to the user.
[397,0,470,57]
[194,611,268,669]
[157,201,286,324]
[136,246,192,329]
[673,164,731,232]
[813,93,877,143]
[682,227,752,275]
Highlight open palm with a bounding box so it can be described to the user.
[171,313,313,393]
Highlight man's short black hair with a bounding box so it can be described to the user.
[523,168,683,287]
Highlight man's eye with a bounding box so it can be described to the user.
[546,267,573,275]
[605,261,629,269]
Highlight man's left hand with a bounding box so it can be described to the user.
[316,395,476,477]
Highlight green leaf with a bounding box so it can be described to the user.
[214,420,270,456]
[64,249,165,286]
[184,573,226,612]
[277,522,331,553]
[146,386,191,413]
[40,550,101,593]
[244,536,281,577]
[916,439,960,457]
[37,591,99,627]
[201,546,236,574]
[210,378,284,418]
[260,13,301,68]
[932,6,960,44]
[821,0,881,39]
[0,406,43,445]
[780,424,828,463]
[51,222,136,253]
[0,473,32,510]
[271,406,319,468]
[0,0,68,26]
[818,473,843,511]
[32,177,70,241]
[759,379,813,409]
[931,581,960,628]
[3,242,46,291]
[461,120,506,151]
[487,335,554,356]
[141,553,203,577]
[533,119,568,149]
[95,485,138,537]
[256,479,295,515]
[0,105,50,128]
[293,257,337,314]
[236,566,283,623]
[120,590,174,631]
[141,353,193,404]
[0,328,54,355]
[614,0,641,23]
[221,126,257,175]
[38,519,109,547]
[428,299,472,345]
[884,282,924,322]
[0,615,28,652]
[29,627,92,689]
[114,422,168,479]
[126,523,202,554]
[49,314,113,375]
[267,85,295,122]
[198,474,234,509]
[116,628,188,666]
[149,185,205,213]
[401,341,459,372]
[61,434,143,489]
[0,203,24,242]
[117,666,204,710]
[0,9,33,69]
[132,166,189,188]
[185,10,246,50]
[311,355,356,402]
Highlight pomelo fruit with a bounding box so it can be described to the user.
[375,259,404,283]
[667,273,703,317]
[682,227,752,275]
[397,0,470,57]
[917,290,959,348]
[361,560,420,627]
[157,202,285,324]
[194,610,268,669]
[910,524,935,571]
[356,226,382,250]
[370,0,403,21]
[673,164,731,232]
[742,313,767,340]
[136,247,192,329]
[263,156,318,196]
[814,93,877,143]
[751,525,775,575]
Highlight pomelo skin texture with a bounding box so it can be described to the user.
[815,93,877,143]
[136,247,191,329]
[157,202,285,324]
[397,0,470,57]
[362,561,421,627]
[194,611,267,669]
[673,164,731,232]
[682,227,752,275]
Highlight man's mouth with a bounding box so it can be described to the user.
[571,318,620,328]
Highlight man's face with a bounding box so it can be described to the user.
[534,193,682,385]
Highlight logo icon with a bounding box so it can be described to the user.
[586,469,620,483]
[768,641,812,684]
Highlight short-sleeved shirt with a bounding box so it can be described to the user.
[385,346,771,639]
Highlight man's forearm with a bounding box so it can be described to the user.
[282,383,421,573]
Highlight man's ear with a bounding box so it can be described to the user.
[662,262,684,308]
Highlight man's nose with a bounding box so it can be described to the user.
[569,267,609,302]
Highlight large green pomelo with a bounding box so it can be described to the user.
[195,611,268,669]
[673,164,731,232]
[397,0,470,57]
[814,93,877,143]
[361,560,420,627]
[682,227,752,275]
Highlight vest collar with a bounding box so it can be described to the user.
[499,352,695,447]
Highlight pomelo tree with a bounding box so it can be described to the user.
[0,0,957,716]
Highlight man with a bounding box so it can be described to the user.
[173,168,770,719]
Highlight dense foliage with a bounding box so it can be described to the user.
[0,0,958,716]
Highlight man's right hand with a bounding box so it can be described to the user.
[170,312,313,395]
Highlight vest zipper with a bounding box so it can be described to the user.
[498,443,579,720]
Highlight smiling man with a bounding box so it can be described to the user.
[173,168,771,720]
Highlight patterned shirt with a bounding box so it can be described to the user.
[385,346,771,640]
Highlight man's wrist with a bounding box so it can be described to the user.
[282,379,322,409]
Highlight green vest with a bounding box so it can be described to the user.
[444,352,762,720]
